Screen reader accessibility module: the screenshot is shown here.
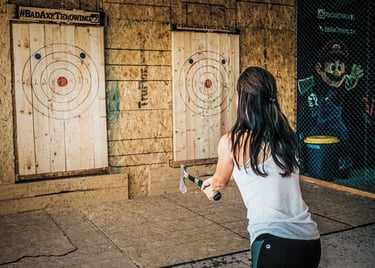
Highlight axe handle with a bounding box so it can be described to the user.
[186,173,222,201]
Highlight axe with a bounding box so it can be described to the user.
[179,165,222,201]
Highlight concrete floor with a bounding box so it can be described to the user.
[0,179,374,267]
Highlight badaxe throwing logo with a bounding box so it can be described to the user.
[17,6,104,25]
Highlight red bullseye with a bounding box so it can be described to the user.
[57,76,68,87]
[204,79,212,89]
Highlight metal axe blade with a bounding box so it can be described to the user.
[179,164,188,193]
[179,165,222,201]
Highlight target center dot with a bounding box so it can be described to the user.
[204,79,212,89]
[57,76,68,87]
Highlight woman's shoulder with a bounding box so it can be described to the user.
[219,133,234,148]
[221,132,231,141]
[218,133,231,149]
[216,133,234,160]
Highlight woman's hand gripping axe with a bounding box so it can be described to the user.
[179,165,222,201]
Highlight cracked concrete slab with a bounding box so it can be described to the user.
[0,210,76,265]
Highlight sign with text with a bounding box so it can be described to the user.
[16,6,104,25]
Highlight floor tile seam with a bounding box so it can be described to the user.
[147,231,248,247]
[313,209,375,229]
[160,248,251,268]
[320,222,375,237]
[162,196,248,240]
[114,230,248,252]
[100,226,242,244]
[77,209,142,268]
[312,211,355,230]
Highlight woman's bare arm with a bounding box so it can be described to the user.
[201,134,234,200]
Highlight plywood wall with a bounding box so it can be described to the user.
[237,1,297,126]
[1,0,297,202]
[103,0,296,198]
[0,5,15,184]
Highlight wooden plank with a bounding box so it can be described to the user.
[43,24,68,173]
[0,173,127,201]
[220,33,239,133]
[59,25,82,171]
[187,31,201,160]
[204,32,221,158]
[186,31,199,160]
[12,23,36,176]
[29,23,52,174]
[172,31,189,160]
[85,26,108,169]
[16,167,109,181]
[169,157,218,168]
[72,25,95,170]
[0,186,128,215]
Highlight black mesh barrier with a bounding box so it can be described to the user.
[297,0,374,193]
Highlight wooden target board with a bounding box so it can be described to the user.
[172,31,239,161]
[12,23,108,179]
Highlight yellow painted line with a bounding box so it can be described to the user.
[301,175,375,199]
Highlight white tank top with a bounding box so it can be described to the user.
[232,157,320,245]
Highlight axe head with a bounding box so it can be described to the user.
[179,165,188,193]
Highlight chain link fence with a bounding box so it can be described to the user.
[296,0,374,193]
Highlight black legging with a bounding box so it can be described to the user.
[251,234,321,268]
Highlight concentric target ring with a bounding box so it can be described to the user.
[22,43,99,120]
[47,66,77,97]
[178,50,235,117]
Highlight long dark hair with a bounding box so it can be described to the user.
[230,66,299,177]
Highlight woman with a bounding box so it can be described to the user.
[202,67,321,268]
